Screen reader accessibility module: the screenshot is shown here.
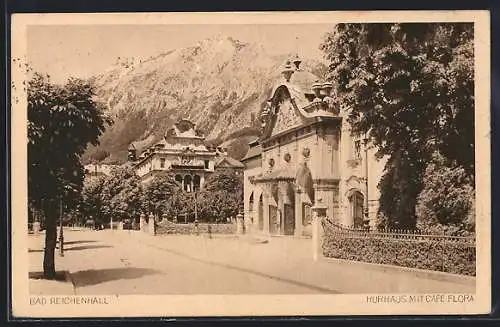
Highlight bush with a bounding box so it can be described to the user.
[322,224,476,276]
[416,152,475,233]
[156,220,236,235]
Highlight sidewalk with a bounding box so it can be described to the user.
[28,234,76,295]
[120,232,476,294]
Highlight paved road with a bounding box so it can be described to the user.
[28,229,475,295]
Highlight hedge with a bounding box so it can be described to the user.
[156,220,237,235]
[322,230,475,276]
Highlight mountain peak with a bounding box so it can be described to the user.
[190,35,250,53]
[85,37,323,164]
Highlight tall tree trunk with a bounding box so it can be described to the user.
[43,203,57,279]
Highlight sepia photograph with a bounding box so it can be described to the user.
[10,11,491,317]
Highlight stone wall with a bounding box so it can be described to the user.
[156,220,237,235]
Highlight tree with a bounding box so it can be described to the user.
[81,176,107,226]
[166,190,196,222]
[320,23,474,228]
[203,169,243,201]
[198,169,243,222]
[28,73,111,278]
[141,172,180,217]
[101,165,142,222]
[197,190,241,223]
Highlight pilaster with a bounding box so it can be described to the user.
[294,188,303,237]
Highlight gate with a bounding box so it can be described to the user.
[269,205,278,234]
[284,203,295,235]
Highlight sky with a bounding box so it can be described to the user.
[27,24,334,84]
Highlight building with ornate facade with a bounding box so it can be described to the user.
[242,58,386,237]
[128,119,244,188]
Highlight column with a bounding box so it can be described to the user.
[236,213,245,234]
[294,188,303,237]
[277,191,284,235]
[148,213,156,235]
[262,191,270,234]
[139,213,146,232]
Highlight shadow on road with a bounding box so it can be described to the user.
[65,245,114,251]
[28,244,111,253]
[64,240,98,245]
[29,271,68,282]
[71,268,159,287]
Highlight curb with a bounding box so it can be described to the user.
[321,257,476,286]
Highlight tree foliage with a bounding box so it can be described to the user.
[100,165,142,221]
[81,176,107,226]
[27,73,111,278]
[320,23,474,228]
[141,173,180,216]
[204,169,244,200]
[416,153,475,234]
[197,190,241,223]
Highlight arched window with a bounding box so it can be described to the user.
[249,192,254,211]
[193,175,201,192]
[248,192,254,223]
[175,174,183,184]
[349,191,364,228]
[184,175,192,192]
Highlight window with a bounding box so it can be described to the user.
[204,160,210,169]
[160,158,166,168]
[353,140,362,159]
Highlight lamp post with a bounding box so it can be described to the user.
[363,134,370,229]
[193,190,198,222]
[58,198,64,257]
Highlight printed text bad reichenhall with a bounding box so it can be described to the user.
[30,296,110,305]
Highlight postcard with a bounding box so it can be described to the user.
[10,10,491,317]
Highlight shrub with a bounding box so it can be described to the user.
[322,224,475,276]
[156,220,236,235]
[416,152,475,233]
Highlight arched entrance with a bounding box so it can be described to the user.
[283,183,296,235]
[296,163,314,236]
[269,183,279,234]
[248,192,254,224]
[349,190,364,228]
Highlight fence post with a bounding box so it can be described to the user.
[311,199,327,261]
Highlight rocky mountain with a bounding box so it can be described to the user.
[83,36,325,164]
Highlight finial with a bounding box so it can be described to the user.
[281,61,294,82]
[312,81,322,99]
[293,54,302,70]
